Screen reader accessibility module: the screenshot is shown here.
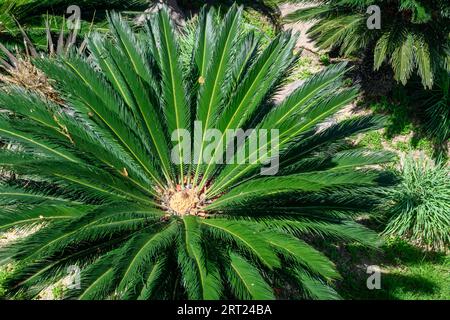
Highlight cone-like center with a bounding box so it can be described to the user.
[167,188,200,216]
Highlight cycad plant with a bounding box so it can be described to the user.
[284,0,450,89]
[383,155,450,251]
[176,0,283,26]
[0,0,149,49]
[0,18,85,105]
[419,70,450,149]
[0,5,395,300]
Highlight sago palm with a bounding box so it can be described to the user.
[0,0,149,49]
[0,5,395,300]
[420,70,450,148]
[284,0,450,89]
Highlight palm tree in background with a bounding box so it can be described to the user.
[284,0,450,89]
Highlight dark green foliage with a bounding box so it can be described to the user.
[0,6,395,300]
[285,0,450,89]
[363,71,449,160]
[0,0,149,49]
[177,0,283,28]
[418,71,450,149]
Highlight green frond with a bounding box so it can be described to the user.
[193,7,217,79]
[282,148,396,175]
[35,56,164,188]
[199,31,297,188]
[192,5,242,184]
[203,219,280,269]
[136,257,167,300]
[279,115,389,170]
[208,170,383,210]
[391,33,415,85]
[72,249,119,300]
[263,230,339,281]
[227,252,274,300]
[0,117,78,163]
[0,205,82,232]
[292,268,341,300]
[148,7,190,184]
[113,221,179,299]
[108,12,157,87]
[284,4,333,23]
[88,27,174,184]
[176,236,201,300]
[285,0,449,87]
[182,216,222,300]
[374,33,390,71]
[208,63,353,196]
[412,34,433,89]
[265,219,381,248]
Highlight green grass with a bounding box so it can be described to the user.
[287,56,324,82]
[0,266,9,299]
[363,97,439,159]
[343,78,353,87]
[380,240,449,300]
[358,131,384,150]
[243,8,276,45]
[369,98,413,138]
[358,130,435,158]
[52,284,66,300]
[330,238,449,300]
[391,138,433,158]
[411,138,435,158]
[319,53,331,66]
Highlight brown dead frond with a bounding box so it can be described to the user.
[0,56,63,105]
[0,15,89,106]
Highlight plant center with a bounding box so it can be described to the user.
[166,188,200,216]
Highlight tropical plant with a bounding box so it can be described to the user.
[0,5,396,300]
[383,155,450,251]
[0,18,85,104]
[0,0,149,49]
[176,0,283,23]
[284,0,450,89]
[418,70,450,149]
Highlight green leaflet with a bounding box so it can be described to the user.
[183,216,221,300]
[192,5,242,184]
[203,219,280,269]
[228,253,275,300]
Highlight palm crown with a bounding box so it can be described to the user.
[0,5,395,300]
[285,0,450,89]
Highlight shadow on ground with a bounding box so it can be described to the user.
[312,235,448,300]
